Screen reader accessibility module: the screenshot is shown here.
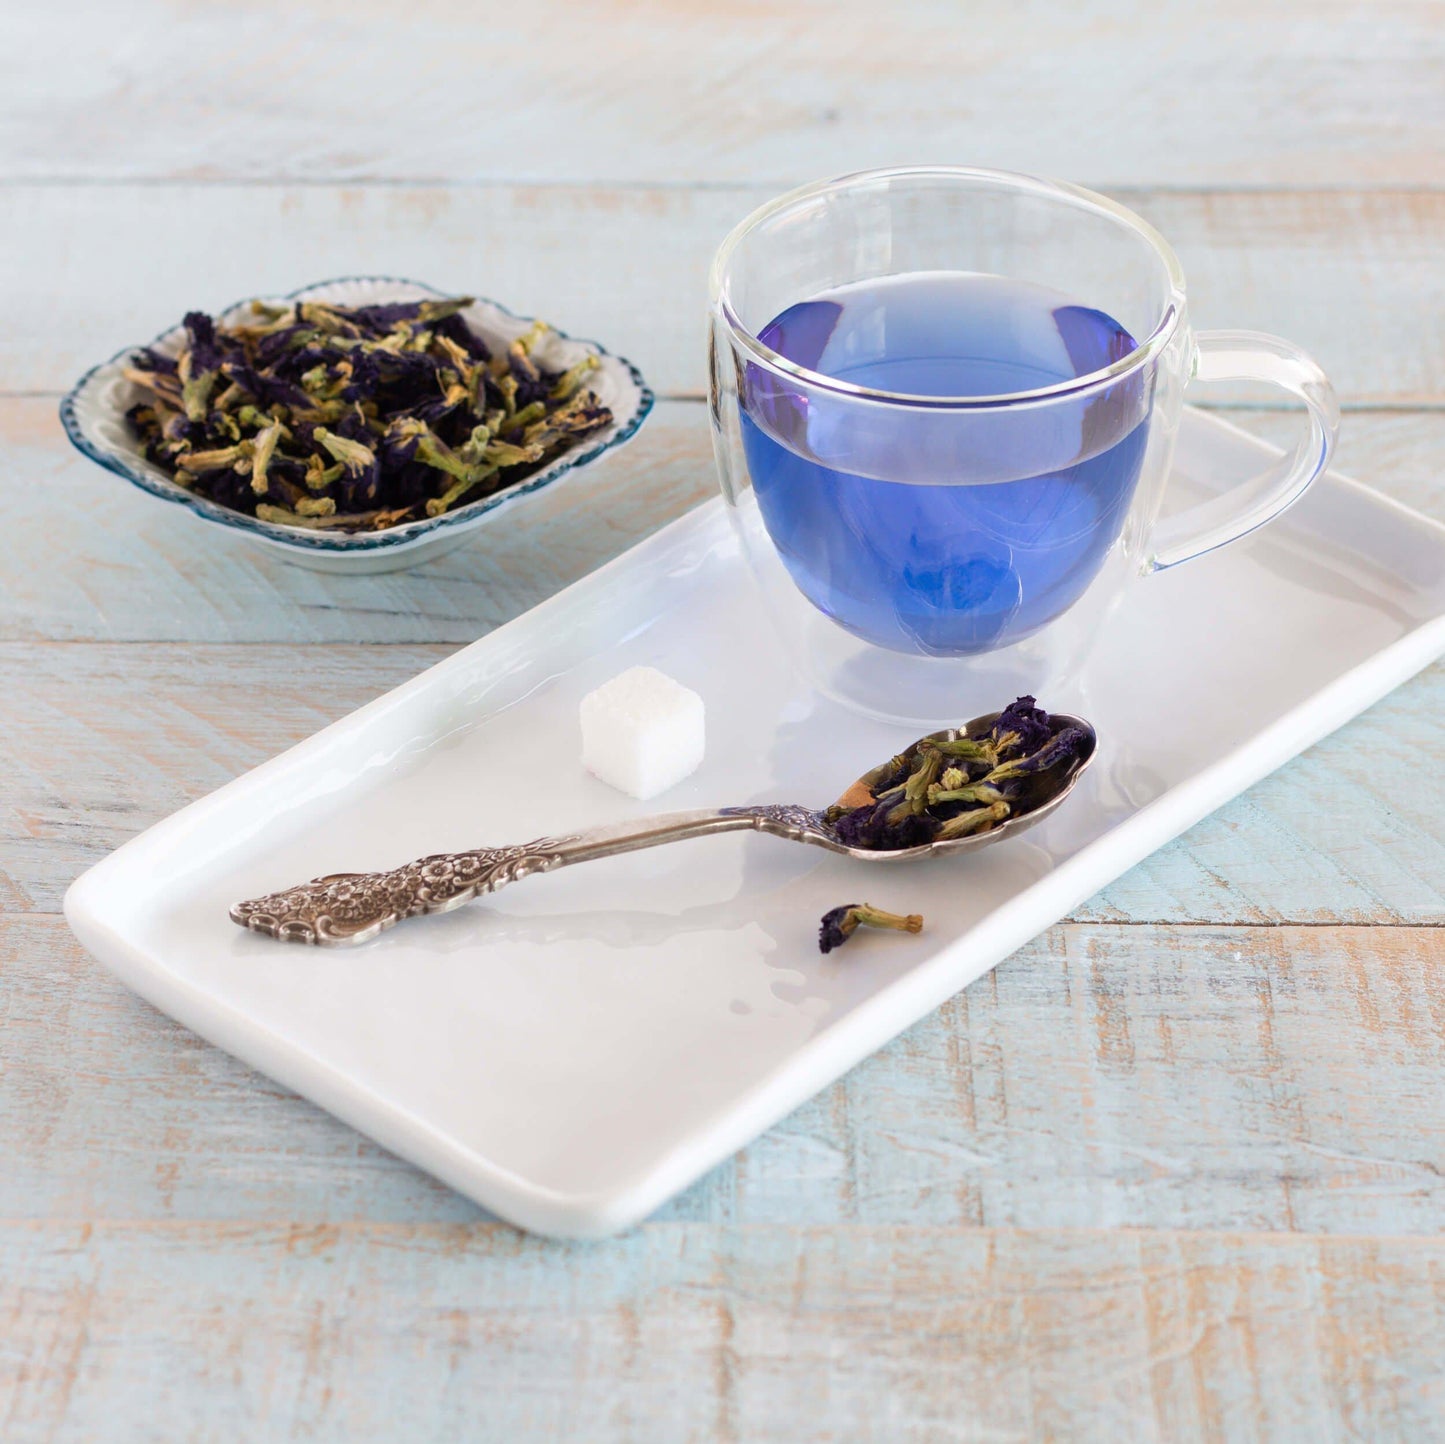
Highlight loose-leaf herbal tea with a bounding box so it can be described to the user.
[826,696,1089,851]
[123,298,613,532]
[818,903,924,954]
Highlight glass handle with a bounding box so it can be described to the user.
[1149,330,1340,572]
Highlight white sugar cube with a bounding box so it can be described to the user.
[580,666,705,800]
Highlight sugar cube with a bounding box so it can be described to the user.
[580,666,705,800]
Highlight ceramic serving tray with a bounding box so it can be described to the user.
[65,409,1445,1238]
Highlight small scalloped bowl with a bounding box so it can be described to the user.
[60,276,654,574]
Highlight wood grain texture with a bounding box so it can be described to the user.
[4,916,1442,1235]
[0,398,715,646]
[4,398,1442,649]
[4,186,1443,402]
[3,1219,1443,1443]
[2,640,1441,924]
[6,0,1443,187]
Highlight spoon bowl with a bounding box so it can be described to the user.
[816,710,1096,858]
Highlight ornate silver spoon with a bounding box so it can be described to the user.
[230,710,1095,946]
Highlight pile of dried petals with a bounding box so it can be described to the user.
[123,297,612,532]
[825,696,1089,851]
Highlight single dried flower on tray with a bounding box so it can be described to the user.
[818,903,924,954]
[124,298,614,533]
[826,696,1090,851]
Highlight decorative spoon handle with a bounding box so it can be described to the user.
[229,804,826,946]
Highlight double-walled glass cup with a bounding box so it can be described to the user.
[708,167,1338,722]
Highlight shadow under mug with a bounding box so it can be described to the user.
[707,167,1339,722]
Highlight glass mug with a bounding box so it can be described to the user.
[707,167,1339,722]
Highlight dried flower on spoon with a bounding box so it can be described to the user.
[818,903,924,954]
[123,299,613,532]
[825,696,1090,851]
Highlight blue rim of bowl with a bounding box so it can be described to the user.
[59,274,656,554]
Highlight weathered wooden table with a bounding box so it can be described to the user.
[3,3,1443,1438]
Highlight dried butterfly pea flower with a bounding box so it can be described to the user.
[124,295,614,534]
[248,417,285,495]
[935,801,1010,840]
[828,698,1088,851]
[818,903,924,954]
[832,799,937,852]
[990,695,1053,760]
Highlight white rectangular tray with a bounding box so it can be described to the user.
[66,409,1445,1238]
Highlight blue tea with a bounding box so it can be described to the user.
[739,272,1150,656]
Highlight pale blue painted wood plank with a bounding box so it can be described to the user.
[3,400,1439,649]
[7,0,1443,187]
[3,1218,1442,1443]
[1,188,1442,400]
[0,400,714,647]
